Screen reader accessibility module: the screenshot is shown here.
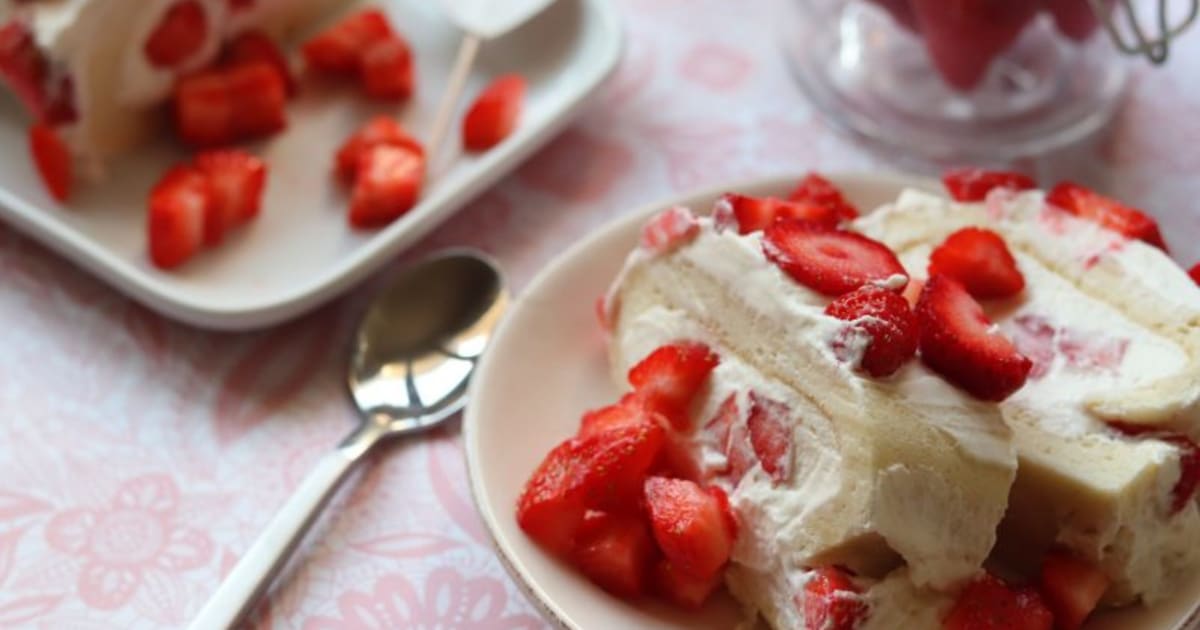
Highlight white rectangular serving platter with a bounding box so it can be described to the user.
[0,0,621,330]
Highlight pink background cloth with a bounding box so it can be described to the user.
[2,1,1200,627]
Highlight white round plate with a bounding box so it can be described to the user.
[463,173,1200,630]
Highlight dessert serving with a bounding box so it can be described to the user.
[514,170,1200,629]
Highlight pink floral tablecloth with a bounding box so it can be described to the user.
[2,1,1199,628]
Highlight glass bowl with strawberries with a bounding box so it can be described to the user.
[781,0,1128,164]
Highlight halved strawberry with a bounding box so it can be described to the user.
[944,573,1053,630]
[194,149,267,245]
[29,123,71,203]
[516,438,590,557]
[640,206,699,255]
[799,567,867,630]
[463,74,526,151]
[1046,182,1167,251]
[172,69,234,147]
[361,36,414,100]
[942,167,1036,202]
[927,227,1025,299]
[909,0,1040,90]
[226,62,287,140]
[916,275,1032,401]
[825,285,919,377]
[1109,422,1200,514]
[713,193,842,235]
[349,143,425,229]
[627,342,719,430]
[746,391,792,484]
[643,477,735,580]
[147,166,212,270]
[1039,548,1109,630]
[302,8,394,75]
[1189,263,1200,286]
[335,116,425,182]
[572,511,657,599]
[224,30,296,96]
[144,1,208,68]
[787,173,859,221]
[653,559,723,609]
[762,222,907,296]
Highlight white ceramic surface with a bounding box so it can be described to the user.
[463,173,1200,630]
[0,0,621,330]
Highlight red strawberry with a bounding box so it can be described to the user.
[942,167,1036,202]
[643,477,735,580]
[725,423,757,485]
[762,222,907,296]
[1109,422,1200,514]
[147,166,212,270]
[335,116,425,182]
[653,559,723,609]
[226,62,288,139]
[224,30,296,96]
[944,573,1053,630]
[194,149,267,245]
[28,123,71,203]
[627,342,719,430]
[172,69,234,147]
[714,193,843,234]
[799,567,868,630]
[516,438,590,556]
[909,0,1040,90]
[916,275,1032,401]
[1189,263,1200,286]
[1039,548,1109,630]
[787,173,859,221]
[463,74,526,151]
[825,285,919,377]
[0,22,76,124]
[580,393,649,439]
[708,485,738,539]
[302,8,394,75]
[361,36,414,100]
[1046,182,1167,250]
[577,422,666,512]
[746,391,792,484]
[703,394,739,456]
[927,227,1025,299]
[144,1,208,68]
[349,144,425,229]
[1046,0,1108,40]
[640,206,699,255]
[572,511,657,598]
[653,428,703,482]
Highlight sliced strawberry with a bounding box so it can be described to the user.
[335,116,425,182]
[787,173,859,221]
[909,0,1040,90]
[172,69,234,147]
[147,166,212,270]
[627,342,719,431]
[361,36,414,100]
[572,511,657,599]
[916,275,1032,401]
[653,559,723,609]
[1189,263,1200,286]
[1046,182,1167,251]
[643,477,735,580]
[578,421,666,512]
[224,30,296,96]
[640,206,700,255]
[194,149,267,245]
[942,168,1036,202]
[463,74,526,151]
[302,8,394,75]
[1109,422,1200,514]
[927,227,1025,299]
[144,1,208,69]
[798,567,867,630]
[825,285,919,377]
[763,222,907,296]
[724,423,756,485]
[714,193,842,235]
[516,438,590,557]
[349,144,425,229]
[1039,548,1109,630]
[653,429,702,482]
[28,123,71,203]
[746,391,792,484]
[944,573,1053,630]
[226,62,287,140]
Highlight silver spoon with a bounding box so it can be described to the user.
[189,251,507,630]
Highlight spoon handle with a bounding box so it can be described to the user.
[425,32,482,172]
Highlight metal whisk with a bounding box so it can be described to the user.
[1093,0,1199,64]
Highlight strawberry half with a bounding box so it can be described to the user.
[944,573,1053,630]
[349,143,425,229]
[653,559,723,609]
[302,8,394,76]
[627,342,720,431]
[927,227,1025,299]
[799,567,867,630]
[1038,548,1109,630]
[825,284,919,377]
[572,511,657,599]
[463,74,526,151]
[143,1,208,69]
[942,167,1036,202]
[1046,182,1167,251]
[516,438,590,556]
[910,0,1040,90]
[361,36,414,100]
[746,391,793,484]
[29,123,71,203]
[335,116,425,182]
[194,149,267,246]
[916,275,1031,401]
[713,193,842,234]
[147,166,212,269]
[224,30,296,96]
[787,173,859,221]
[762,221,907,296]
[643,477,735,580]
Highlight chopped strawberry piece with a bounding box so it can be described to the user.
[1189,263,1200,286]
[361,36,414,100]
[28,123,71,203]
[572,511,657,598]
[172,70,234,147]
[928,227,1025,299]
[1109,422,1200,514]
[144,1,208,69]
[517,438,590,556]
[302,8,394,75]
[335,116,425,182]
[224,30,296,96]
[653,559,723,609]
[643,477,735,580]
[226,62,288,139]
[746,391,793,484]
[194,149,267,246]
[944,573,1053,630]
[640,206,700,255]
[147,166,212,270]
[1039,548,1109,630]
[0,22,76,124]
[799,567,868,630]
[463,74,526,151]
[579,393,648,439]
[825,285,919,377]
[349,144,425,229]
[942,168,1036,202]
[627,342,719,430]
[901,278,924,308]
[916,275,1032,401]
[1046,182,1167,251]
[787,173,859,221]
[577,422,666,512]
[909,0,1040,90]
[714,193,842,235]
[653,428,702,482]
[762,222,907,296]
